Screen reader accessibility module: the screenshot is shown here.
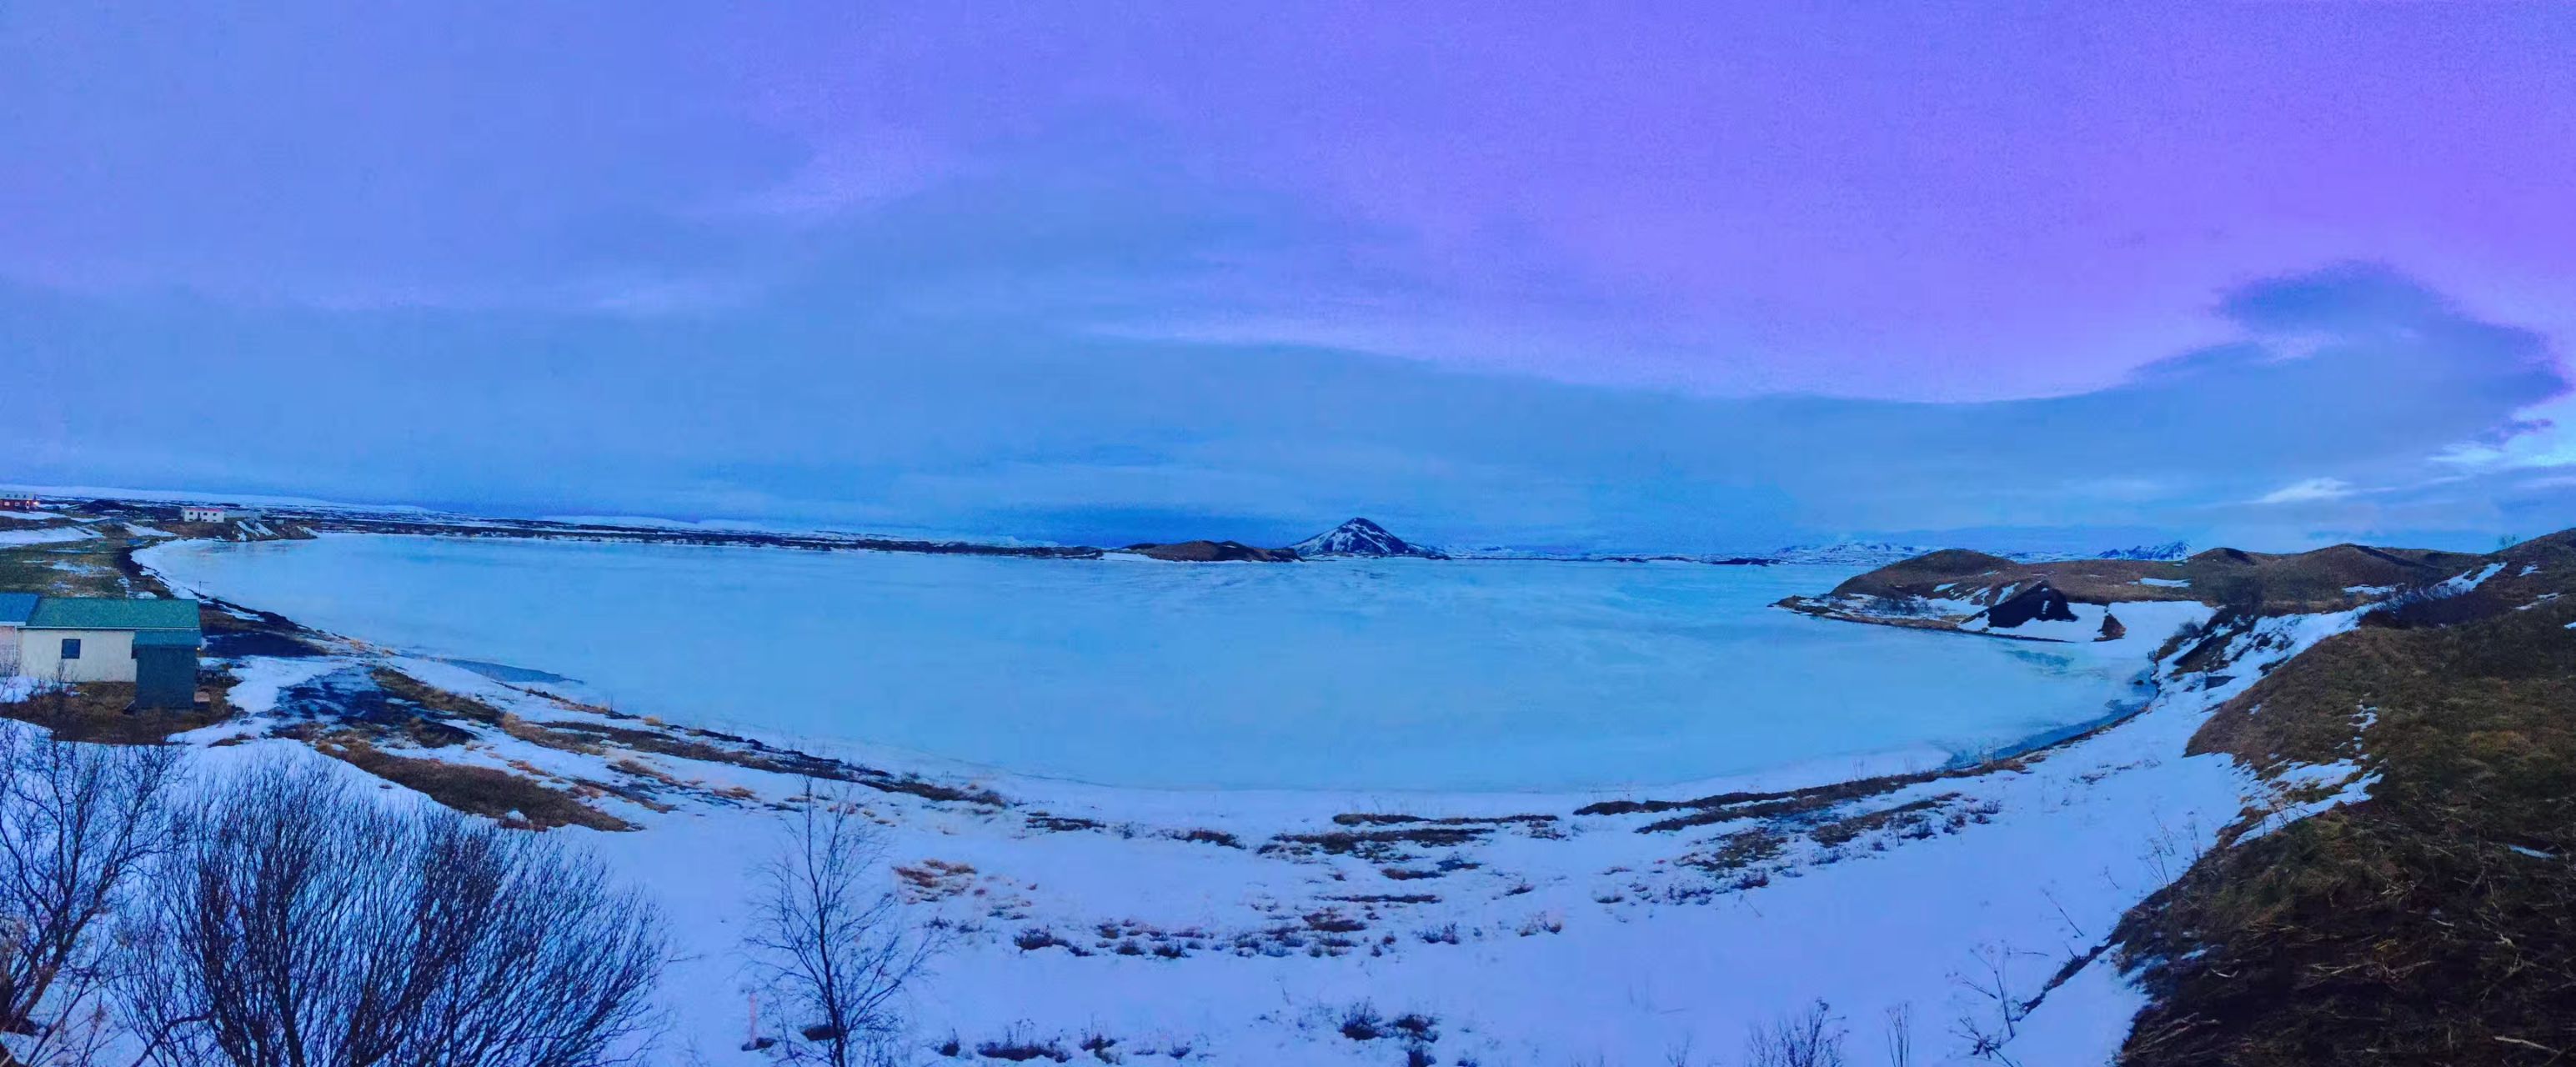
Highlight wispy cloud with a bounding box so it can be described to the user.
[2254,478,2359,505]
[3,262,2566,551]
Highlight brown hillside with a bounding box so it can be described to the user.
[2114,528,2576,1066]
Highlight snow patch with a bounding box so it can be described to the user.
[0,526,96,548]
[2434,563,2507,595]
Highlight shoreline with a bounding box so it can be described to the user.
[134,531,2178,817]
[28,518,2305,1065]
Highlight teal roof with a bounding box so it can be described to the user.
[0,593,35,626]
[23,597,202,632]
[131,629,203,649]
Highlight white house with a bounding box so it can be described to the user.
[13,597,203,708]
[0,593,33,674]
[179,505,252,523]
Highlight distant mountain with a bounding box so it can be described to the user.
[1288,518,1447,559]
[2095,540,2193,561]
[1767,541,1946,567]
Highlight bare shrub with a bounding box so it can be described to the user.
[1337,1000,1384,1040]
[1951,942,2042,1062]
[118,759,666,1067]
[1882,1003,1912,1067]
[0,724,184,1065]
[1745,999,1847,1067]
[746,780,943,1066]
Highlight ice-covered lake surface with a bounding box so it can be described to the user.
[147,534,2152,792]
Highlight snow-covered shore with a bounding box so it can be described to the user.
[90,537,2394,1064]
[126,639,2349,1063]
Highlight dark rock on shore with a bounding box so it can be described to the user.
[1986,582,2078,628]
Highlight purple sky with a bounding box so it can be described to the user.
[8,4,2576,550]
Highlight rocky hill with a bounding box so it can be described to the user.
[1121,539,1301,563]
[1790,530,2576,1063]
[1797,541,2479,617]
[1286,518,1446,559]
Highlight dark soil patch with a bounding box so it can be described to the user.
[522,717,1005,806]
[1027,813,1106,833]
[1809,795,1956,847]
[204,629,324,659]
[0,682,230,744]
[1262,826,1488,861]
[1586,769,1949,834]
[368,668,505,723]
[1331,812,1557,828]
[285,725,633,831]
[1681,827,1787,873]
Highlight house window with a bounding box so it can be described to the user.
[60,638,81,660]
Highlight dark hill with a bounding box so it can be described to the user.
[1830,541,2480,613]
[1828,549,2017,599]
[1124,540,1301,563]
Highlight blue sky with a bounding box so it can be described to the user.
[8,4,2576,551]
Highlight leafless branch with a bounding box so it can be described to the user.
[117,759,668,1067]
[744,780,945,1067]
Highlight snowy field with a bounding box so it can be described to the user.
[113,594,2338,1067]
[97,533,2399,1064]
[143,534,2157,793]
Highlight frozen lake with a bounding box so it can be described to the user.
[146,535,2152,792]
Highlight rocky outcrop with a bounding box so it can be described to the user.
[2097,612,2127,642]
[1982,582,2079,629]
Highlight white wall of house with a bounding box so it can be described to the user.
[18,629,139,684]
[0,625,18,674]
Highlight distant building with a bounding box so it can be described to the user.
[15,597,203,709]
[179,505,253,523]
[0,497,40,510]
